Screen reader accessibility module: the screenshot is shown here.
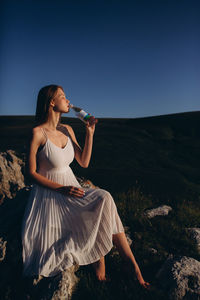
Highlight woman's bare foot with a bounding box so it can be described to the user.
[134,265,151,290]
[91,256,109,281]
[122,261,151,290]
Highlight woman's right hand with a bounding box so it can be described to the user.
[56,186,85,198]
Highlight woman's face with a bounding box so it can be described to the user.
[52,88,70,113]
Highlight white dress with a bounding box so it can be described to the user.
[21,127,124,277]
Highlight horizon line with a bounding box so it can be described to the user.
[0,110,199,120]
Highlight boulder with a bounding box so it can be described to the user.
[23,264,80,300]
[147,247,158,255]
[144,205,172,218]
[76,176,99,189]
[186,228,200,253]
[156,255,200,300]
[51,266,80,300]
[0,150,25,202]
[0,237,7,261]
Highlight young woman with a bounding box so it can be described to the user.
[21,84,150,289]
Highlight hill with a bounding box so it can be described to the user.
[0,112,200,300]
[0,111,200,202]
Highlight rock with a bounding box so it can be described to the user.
[24,264,80,300]
[186,228,200,253]
[156,255,200,300]
[51,265,80,300]
[144,205,172,218]
[0,150,25,202]
[76,176,99,189]
[0,237,7,261]
[147,247,158,255]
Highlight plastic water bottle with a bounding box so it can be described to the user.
[69,104,98,125]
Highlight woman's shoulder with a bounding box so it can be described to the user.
[32,125,43,135]
[60,123,74,134]
[31,126,45,142]
[60,123,77,141]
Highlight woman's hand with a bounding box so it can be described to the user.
[56,186,85,198]
[85,121,96,135]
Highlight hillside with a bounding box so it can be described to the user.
[0,111,200,202]
[0,112,200,300]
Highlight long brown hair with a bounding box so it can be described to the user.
[35,84,64,125]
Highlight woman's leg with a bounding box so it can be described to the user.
[91,256,106,281]
[112,232,151,289]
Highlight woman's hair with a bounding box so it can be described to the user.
[35,84,64,125]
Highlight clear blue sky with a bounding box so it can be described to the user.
[0,0,199,118]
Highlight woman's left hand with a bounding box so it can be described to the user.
[86,121,96,135]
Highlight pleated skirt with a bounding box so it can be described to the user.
[21,168,125,277]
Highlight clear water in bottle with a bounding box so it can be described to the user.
[69,104,98,125]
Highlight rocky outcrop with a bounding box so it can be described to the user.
[76,176,99,189]
[147,247,158,255]
[156,255,200,300]
[23,264,80,300]
[0,237,7,261]
[51,266,80,300]
[144,205,172,218]
[186,228,200,253]
[0,150,25,202]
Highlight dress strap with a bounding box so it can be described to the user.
[41,127,48,140]
[62,125,70,137]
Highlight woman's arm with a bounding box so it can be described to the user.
[66,123,95,168]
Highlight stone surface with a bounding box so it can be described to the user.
[156,255,200,300]
[0,150,25,202]
[147,247,158,255]
[51,265,80,300]
[0,237,7,261]
[186,228,200,253]
[144,205,172,218]
[76,176,99,189]
[24,264,80,300]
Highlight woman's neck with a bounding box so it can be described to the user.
[45,111,61,130]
